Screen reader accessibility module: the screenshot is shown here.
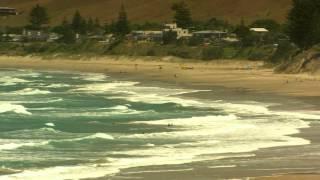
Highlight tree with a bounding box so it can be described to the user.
[71,10,87,34]
[234,19,250,39]
[115,4,130,36]
[29,4,49,29]
[234,19,255,47]
[86,17,95,33]
[94,18,101,29]
[53,18,76,44]
[171,1,192,28]
[286,0,320,49]
[163,30,177,44]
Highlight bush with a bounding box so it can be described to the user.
[167,49,192,59]
[24,43,50,53]
[248,46,274,61]
[188,36,203,46]
[201,46,224,60]
[269,41,298,64]
[146,49,156,56]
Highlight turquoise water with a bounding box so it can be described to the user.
[0,69,319,179]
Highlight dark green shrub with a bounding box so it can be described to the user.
[201,46,224,60]
[146,49,156,56]
[269,41,298,64]
[167,49,191,59]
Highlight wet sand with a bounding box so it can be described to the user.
[0,55,320,179]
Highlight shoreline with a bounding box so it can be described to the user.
[1,55,320,179]
[0,55,320,98]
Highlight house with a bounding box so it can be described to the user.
[164,23,178,29]
[163,23,192,39]
[2,33,23,42]
[87,33,116,44]
[222,33,240,43]
[47,33,61,42]
[192,30,228,39]
[250,28,269,33]
[98,34,115,44]
[0,7,18,16]
[250,28,269,43]
[23,30,49,41]
[130,31,163,42]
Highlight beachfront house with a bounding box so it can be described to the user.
[222,33,240,44]
[250,28,269,43]
[0,7,18,16]
[47,33,61,42]
[23,30,49,42]
[1,33,23,42]
[250,28,269,34]
[163,23,192,39]
[192,30,228,40]
[130,30,163,42]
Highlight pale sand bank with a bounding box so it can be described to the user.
[0,55,320,98]
[257,174,320,180]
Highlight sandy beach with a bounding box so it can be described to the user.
[0,55,320,98]
[0,55,320,180]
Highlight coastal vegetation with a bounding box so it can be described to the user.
[0,0,319,73]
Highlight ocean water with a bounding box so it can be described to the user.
[0,69,319,180]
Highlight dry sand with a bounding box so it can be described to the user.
[256,174,320,180]
[1,55,320,180]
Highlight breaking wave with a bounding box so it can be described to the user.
[0,102,31,115]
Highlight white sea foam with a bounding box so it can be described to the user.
[0,102,31,115]
[0,140,49,151]
[9,88,51,96]
[72,82,140,93]
[208,165,237,169]
[45,123,55,127]
[54,132,115,142]
[0,76,30,86]
[107,105,129,110]
[46,84,70,88]
[0,133,114,152]
[53,108,144,117]
[79,133,115,140]
[81,73,109,82]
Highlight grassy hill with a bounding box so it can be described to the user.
[0,0,292,26]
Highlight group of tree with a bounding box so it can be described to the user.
[171,1,192,28]
[27,3,130,43]
[286,0,320,49]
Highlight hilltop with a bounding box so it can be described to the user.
[0,0,292,26]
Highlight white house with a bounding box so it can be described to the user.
[131,30,163,42]
[193,30,228,39]
[250,28,269,33]
[0,7,18,16]
[164,23,192,39]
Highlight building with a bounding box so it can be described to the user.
[130,31,163,42]
[192,30,228,39]
[47,33,61,42]
[23,30,49,41]
[0,7,18,16]
[164,23,192,39]
[2,33,23,42]
[250,28,269,33]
